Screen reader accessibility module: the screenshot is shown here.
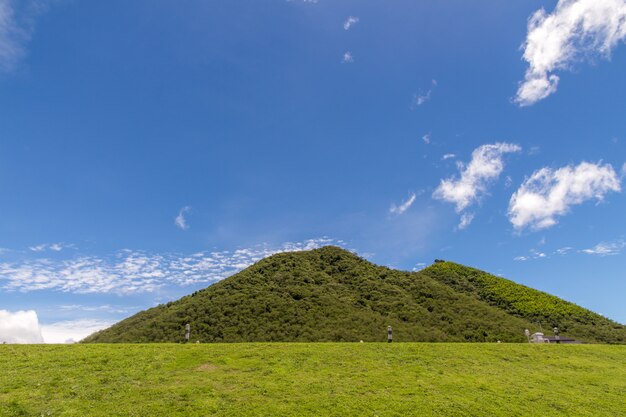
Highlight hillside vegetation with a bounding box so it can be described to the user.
[1,344,625,416]
[84,246,625,344]
[422,262,626,344]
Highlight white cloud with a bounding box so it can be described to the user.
[581,239,625,256]
[0,310,43,344]
[175,206,191,230]
[413,80,437,107]
[515,0,626,106]
[41,319,114,344]
[343,16,359,30]
[342,51,354,63]
[433,143,521,226]
[0,238,345,294]
[422,133,431,144]
[390,193,416,215]
[508,161,621,230]
[442,153,456,160]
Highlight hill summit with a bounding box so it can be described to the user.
[83,246,625,344]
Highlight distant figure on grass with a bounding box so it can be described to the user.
[387,325,393,343]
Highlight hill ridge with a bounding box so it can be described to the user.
[83,246,625,344]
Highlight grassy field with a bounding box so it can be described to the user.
[1,343,625,416]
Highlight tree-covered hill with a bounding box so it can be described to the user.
[83,246,625,344]
[421,261,626,344]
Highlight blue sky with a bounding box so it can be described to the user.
[1,0,625,342]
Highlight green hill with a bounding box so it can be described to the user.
[421,261,625,344]
[83,246,625,344]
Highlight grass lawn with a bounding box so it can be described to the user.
[1,343,625,416]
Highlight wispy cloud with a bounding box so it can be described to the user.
[57,304,139,314]
[29,242,74,253]
[0,0,50,72]
[515,0,626,106]
[581,239,625,256]
[508,161,621,230]
[175,206,191,230]
[442,153,456,160]
[413,79,437,107]
[433,142,521,229]
[390,193,417,215]
[457,213,474,230]
[342,51,354,63]
[0,310,43,344]
[0,0,25,71]
[514,248,548,261]
[343,16,359,30]
[555,246,574,255]
[0,238,345,295]
[422,133,431,144]
[518,240,624,260]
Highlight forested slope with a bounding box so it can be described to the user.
[84,247,625,344]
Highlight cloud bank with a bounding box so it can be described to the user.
[0,310,44,343]
[433,143,521,228]
[0,238,344,294]
[508,161,621,230]
[516,0,626,106]
[41,319,114,344]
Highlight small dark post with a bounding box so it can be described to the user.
[553,326,559,344]
[185,323,191,343]
[387,325,393,343]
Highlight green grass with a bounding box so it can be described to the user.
[1,344,625,416]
